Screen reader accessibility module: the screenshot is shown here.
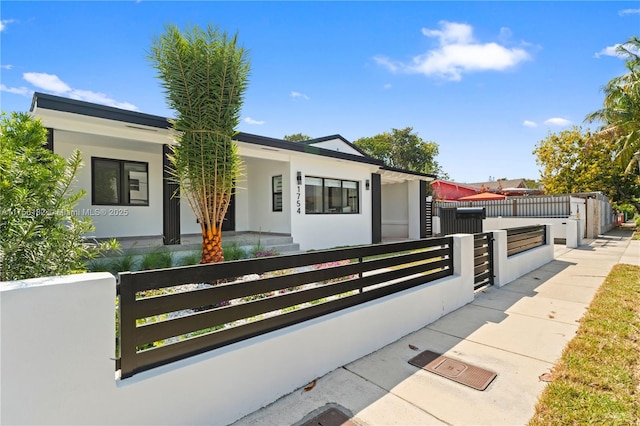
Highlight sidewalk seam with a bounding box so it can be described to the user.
[339,366,454,426]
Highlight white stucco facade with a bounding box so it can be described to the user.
[31,93,434,251]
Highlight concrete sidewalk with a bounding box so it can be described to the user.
[232,226,638,426]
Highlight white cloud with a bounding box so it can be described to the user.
[375,21,531,81]
[0,19,14,32]
[1,64,13,70]
[244,117,265,125]
[383,83,392,89]
[68,89,138,110]
[619,8,640,16]
[291,91,310,100]
[594,44,621,58]
[23,72,72,93]
[0,84,31,96]
[522,120,537,128]
[544,117,572,127]
[19,72,138,110]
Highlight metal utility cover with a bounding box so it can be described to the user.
[299,407,360,426]
[408,350,497,391]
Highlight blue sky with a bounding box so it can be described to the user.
[1,1,638,183]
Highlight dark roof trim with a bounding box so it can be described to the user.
[235,132,384,166]
[381,165,437,179]
[299,134,371,157]
[31,92,170,129]
[31,92,384,167]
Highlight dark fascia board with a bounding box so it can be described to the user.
[31,92,170,129]
[235,132,384,166]
[381,165,437,179]
[299,134,372,157]
[31,92,383,167]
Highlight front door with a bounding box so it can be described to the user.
[222,193,235,232]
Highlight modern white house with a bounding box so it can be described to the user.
[30,92,435,251]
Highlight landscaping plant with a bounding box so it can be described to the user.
[149,24,250,264]
[0,112,117,281]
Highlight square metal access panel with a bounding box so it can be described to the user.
[409,350,497,391]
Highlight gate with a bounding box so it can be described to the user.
[425,200,433,237]
[473,232,494,290]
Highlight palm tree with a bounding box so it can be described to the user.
[586,36,640,174]
[149,24,250,263]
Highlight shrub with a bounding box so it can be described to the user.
[0,112,117,280]
[223,241,246,261]
[140,247,173,270]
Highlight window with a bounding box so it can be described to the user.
[272,175,283,212]
[305,176,359,214]
[92,158,149,206]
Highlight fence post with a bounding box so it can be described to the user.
[490,230,508,287]
[118,272,137,379]
[451,234,474,297]
[512,197,518,217]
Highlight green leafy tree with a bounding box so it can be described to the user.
[0,112,117,281]
[283,133,312,142]
[585,36,640,174]
[533,126,640,210]
[149,24,250,263]
[353,127,448,178]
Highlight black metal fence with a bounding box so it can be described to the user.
[506,225,546,257]
[473,233,494,290]
[117,237,453,378]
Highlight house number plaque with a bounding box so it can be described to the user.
[296,185,301,214]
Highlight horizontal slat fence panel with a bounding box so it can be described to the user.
[506,225,546,256]
[434,195,570,218]
[118,237,454,378]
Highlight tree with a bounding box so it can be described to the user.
[533,126,640,210]
[353,127,448,178]
[149,24,250,264]
[585,36,640,174]
[283,133,312,142]
[0,112,117,281]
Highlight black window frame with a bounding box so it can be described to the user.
[91,157,149,206]
[272,175,283,212]
[305,176,360,215]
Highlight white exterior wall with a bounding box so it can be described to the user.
[289,156,376,250]
[53,130,163,239]
[308,139,363,156]
[407,180,421,239]
[1,236,474,425]
[245,157,291,234]
[381,182,409,238]
[492,225,555,287]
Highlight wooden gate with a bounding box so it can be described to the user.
[473,232,494,290]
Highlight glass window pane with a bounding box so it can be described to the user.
[124,162,148,205]
[344,184,359,213]
[305,177,323,213]
[93,160,120,204]
[325,184,343,213]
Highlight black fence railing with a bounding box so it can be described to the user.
[473,233,494,290]
[506,225,546,257]
[117,237,454,378]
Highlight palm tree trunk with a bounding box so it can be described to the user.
[201,226,224,263]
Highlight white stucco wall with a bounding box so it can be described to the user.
[381,182,409,238]
[245,157,291,234]
[307,139,364,156]
[491,225,555,287]
[483,217,580,246]
[289,157,376,250]
[53,130,163,239]
[1,235,474,425]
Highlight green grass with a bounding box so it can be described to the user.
[528,264,640,426]
[223,241,247,261]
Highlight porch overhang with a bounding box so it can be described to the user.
[379,166,436,184]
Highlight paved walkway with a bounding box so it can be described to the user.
[232,225,639,426]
